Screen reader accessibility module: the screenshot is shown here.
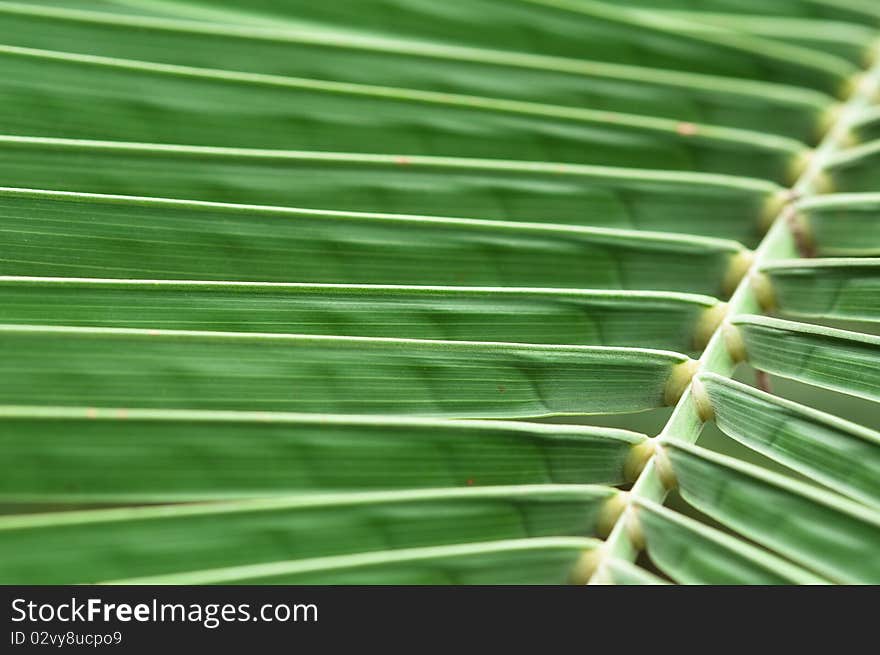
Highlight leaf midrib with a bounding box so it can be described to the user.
[589,45,880,582]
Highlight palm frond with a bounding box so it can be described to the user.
[1,0,879,585]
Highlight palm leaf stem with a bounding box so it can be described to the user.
[587,49,880,583]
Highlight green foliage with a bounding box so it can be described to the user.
[0,0,878,584]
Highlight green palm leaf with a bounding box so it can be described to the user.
[758,258,880,322]
[0,2,833,140]
[0,324,692,415]
[662,439,880,583]
[633,497,827,584]
[0,409,645,501]
[0,188,746,293]
[2,0,879,585]
[599,558,670,585]
[1,46,807,180]
[34,0,855,92]
[623,0,880,24]
[793,193,880,252]
[105,537,601,585]
[0,279,721,351]
[826,146,880,192]
[0,137,783,242]
[730,315,880,401]
[0,485,615,584]
[698,373,880,505]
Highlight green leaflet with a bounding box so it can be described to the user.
[731,314,880,402]
[0,137,782,244]
[601,559,669,585]
[637,10,876,63]
[825,146,880,193]
[70,0,856,94]
[0,408,646,502]
[794,193,880,255]
[0,3,832,141]
[761,258,880,322]
[0,47,806,181]
[848,107,880,144]
[634,498,827,584]
[0,325,690,417]
[495,0,856,95]
[698,373,880,507]
[0,279,720,353]
[0,485,615,584]
[0,188,746,295]
[0,0,877,588]
[104,537,600,585]
[621,0,880,24]
[662,439,880,584]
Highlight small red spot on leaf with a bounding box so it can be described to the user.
[395,156,412,165]
[676,122,698,136]
[466,479,474,486]
[497,385,506,393]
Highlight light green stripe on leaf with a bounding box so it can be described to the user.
[0,485,615,585]
[699,373,880,507]
[663,439,880,584]
[732,314,880,402]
